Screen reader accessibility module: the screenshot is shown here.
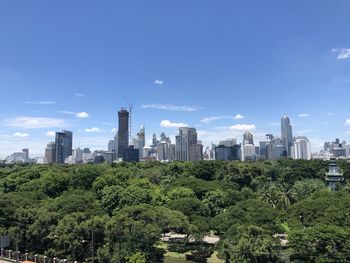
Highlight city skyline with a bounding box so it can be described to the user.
[1,1,350,157]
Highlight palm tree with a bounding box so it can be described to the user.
[277,184,297,210]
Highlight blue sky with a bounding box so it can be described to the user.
[1,1,350,158]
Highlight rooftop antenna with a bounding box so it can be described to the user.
[124,97,133,145]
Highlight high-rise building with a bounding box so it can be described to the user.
[243,144,256,161]
[215,144,241,161]
[55,130,73,163]
[122,146,140,162]
[108,140,114,152]
[175,127,202,161]
[133,125,145,159]
[291,136,311,160]
[259,141,269,159]
[45,142,56,164]
[22,149,29,160]
[117,108,129,158]
[243,132,254,145]
[281,115,293,157]
[266,136,287,160]
[219,139,237,147]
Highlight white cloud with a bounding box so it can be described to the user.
[327,112,333,116]
[333,48,350,60]
[298,113,309,118]
[230,124,256,131]
[110,128,117,132]
[201,116,231,124]
[84,127,102,133]
[154,80,163,85]
[160,120,188,128]
[234,114,244,120]
[75,92,84,97]
[270,122,280,126]
[345,119,350,126]
[60,111,76,115]
[13,132,29,138]
[24,101,56,105]
[4,117,66,129]
[142,104,200,112]
[60,111,89,118]
[76,112,89,118]
[46,131,55,137]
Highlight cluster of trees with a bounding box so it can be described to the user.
[0,159,350,262]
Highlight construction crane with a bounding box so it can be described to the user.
[124,97,133,145]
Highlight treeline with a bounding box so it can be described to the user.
[0,159,350,262]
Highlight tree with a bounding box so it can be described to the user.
[289,225,350,262]
[292,179,326,201]
[202,189,227,217]
[167,187,196,200]
[218,225,275,263]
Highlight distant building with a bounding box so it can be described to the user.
[243,132,254,145]
[291,136,311,160]
[215,144,241,161]
[175,127,203,161]
[117,108,129,158]
[22,148,29,160]
[219,139,237,147]
[325,158,344,191]
[133,125,145,159]
[55,130,73,163]
[122,146,140,162]
[6,150,28,163]
[104,152,114,163]
[243,144,256,161]
[45,142,56,164]
[73,148,83,163]
[259,141,269,159]
[266,136,287,160]
[108,140,114,152]
[281,115,293,157]
[94,155,105,164]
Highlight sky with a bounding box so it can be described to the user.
[1,0,350,158]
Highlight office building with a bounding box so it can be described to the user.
[281,115,293,157]
[291,136,311,160]
[117,108,129,158]
[45,142,56,164]
[55,130,73,164]
[22,149,29,160]
[243,131,254,145]
[175,127,203,161]
[215,144,241,161]
[243,144,256,161]
[266,136,287,160]
[133,125,145,159]
[122,146,140,162]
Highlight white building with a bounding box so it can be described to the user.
[291,136,311,160]
[243,144,256,161]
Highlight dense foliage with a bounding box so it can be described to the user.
[1,159,350,262]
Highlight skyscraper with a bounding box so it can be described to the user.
[291,136,311,160]
[133,125,145,159]
[243,131,254,145]
[55,130,73,163]
[281,115,293,157]
[175,127,202,161]
[45,142,56,164]
[117,108,129,158]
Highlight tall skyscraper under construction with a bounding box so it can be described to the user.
[117,108,129,158]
